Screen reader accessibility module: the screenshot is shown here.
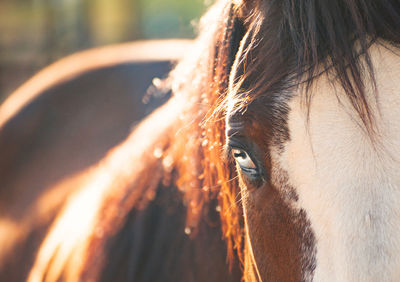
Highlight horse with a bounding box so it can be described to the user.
[3,0,400,281]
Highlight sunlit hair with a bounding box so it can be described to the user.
[28,1,244,281]
[28,0,400,281]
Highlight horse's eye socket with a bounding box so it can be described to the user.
[231,148,257,171]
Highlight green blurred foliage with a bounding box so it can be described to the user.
[141,0,206,38]
[0,0,209,98]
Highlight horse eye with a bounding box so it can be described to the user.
[231,148,257,170]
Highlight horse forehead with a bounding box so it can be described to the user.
[278,43,400,281]
[284,43,400,178]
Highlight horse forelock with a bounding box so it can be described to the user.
[228,0,400,137]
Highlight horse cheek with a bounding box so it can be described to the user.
[242,183,304,282]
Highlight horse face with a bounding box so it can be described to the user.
[225,44,400,281]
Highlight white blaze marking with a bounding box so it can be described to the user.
[280,43,400,281]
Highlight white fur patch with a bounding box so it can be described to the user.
[279,43,400,281]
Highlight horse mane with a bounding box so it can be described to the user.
[28,1,244,281]
[27,0,400,281]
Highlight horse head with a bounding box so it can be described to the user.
[221,0,400,281]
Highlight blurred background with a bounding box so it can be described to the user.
[0,0,209,101]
